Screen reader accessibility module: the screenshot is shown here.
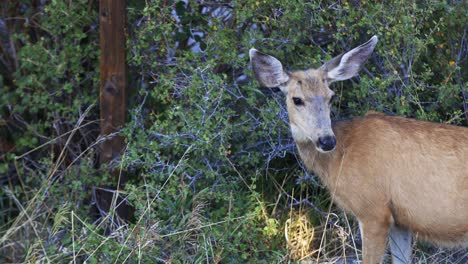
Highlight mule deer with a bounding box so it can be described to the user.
[249,36,468,264]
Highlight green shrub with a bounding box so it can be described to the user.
[1,0,466,262]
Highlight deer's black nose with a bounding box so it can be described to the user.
[318,135,336,152]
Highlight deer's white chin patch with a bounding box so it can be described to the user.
[290,124,311,143]
[315,146,335,153]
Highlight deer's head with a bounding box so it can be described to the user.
[250,36,378,153]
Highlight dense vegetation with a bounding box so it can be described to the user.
[1,0,466,262]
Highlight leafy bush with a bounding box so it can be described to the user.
[1,0,466,262]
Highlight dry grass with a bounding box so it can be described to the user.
[285,209,315,260]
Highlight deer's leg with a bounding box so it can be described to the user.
[389,224,412,264]
[359,219,390,264]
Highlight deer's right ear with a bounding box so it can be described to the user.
[249,48,289,92]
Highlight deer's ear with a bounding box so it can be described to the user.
[249,48,289,92]
[320,36,378,82]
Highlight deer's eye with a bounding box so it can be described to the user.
[292,97,304,106]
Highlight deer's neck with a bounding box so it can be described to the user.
[293,121,349,184]
[295,140,335,181]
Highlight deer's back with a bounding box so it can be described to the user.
[330,112,468,245]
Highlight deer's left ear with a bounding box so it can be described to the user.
[320,36,378,82]
[249,48,290,92]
